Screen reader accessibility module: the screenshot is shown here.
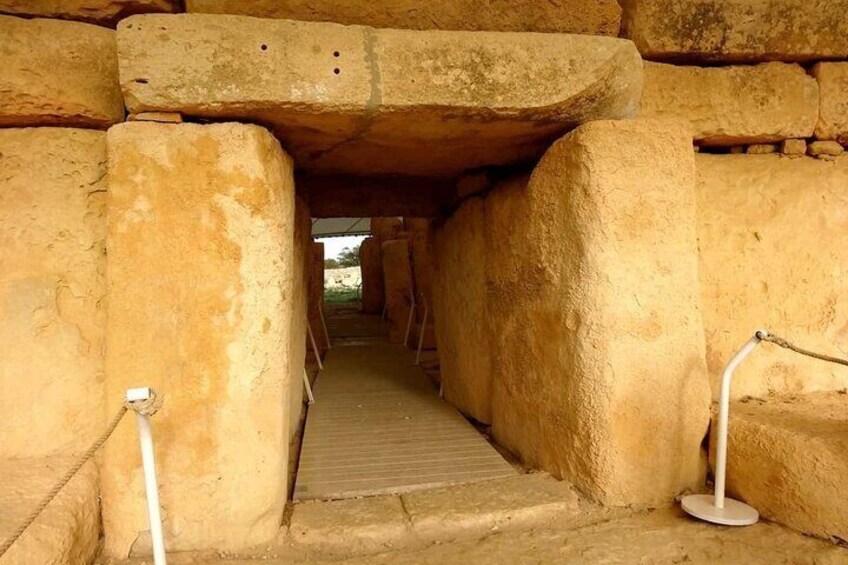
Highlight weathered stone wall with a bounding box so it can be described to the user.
[488,120,710,505]
[0,128,107,458]
[381,239,414,344]
[640,62,818,145]
[432,198,491,424]
[814,63,848,144]
[370,217,403,242]
[288,196,311,441]
[307,241,328,359]
[620,0,848,62]
[0,0,180,26]
[102,122,295,556]
[696,154,848,399]
[359,237,384,315]
[186,0,622,36]
[0,15,124,128]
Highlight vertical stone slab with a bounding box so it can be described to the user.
[370,217,403,241]
[0,128,106,458]
[0,16,124,128]
[381,239,414,343]
[488,120,710,505]
[432,198,492,424]
[359,237,384,315]
[288,196,311,440]
[307,241,328,358]
[813,62,848,144]
[103,122,295,555]
[408,219,435,319]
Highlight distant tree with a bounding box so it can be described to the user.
[337,244,361,267]
[324,257,340,269]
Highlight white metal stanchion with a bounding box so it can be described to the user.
[126,387,167,565]
[318,298,331,350]
[403,289,416,347]
[307,320,323,371]
[302,368,315,405]
[415,300,428,365]
[681,330,767,527]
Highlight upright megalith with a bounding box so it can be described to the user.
[381,239,414,344]
[0,128,107,459]
[433,198,492,424]
[487,120,710,505]
[640,62,818,145]
[370,217,403,242]
[307,241,328,358]
[103,122,295,556]
[359,237,384,315]
[0,15,124,128]
[813,63,848,144]
[620,0,848,62]
[288,196,311,441]
[116,13,643,176]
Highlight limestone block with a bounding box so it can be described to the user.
[0,0,179,25]
[0,128,106,459]
[0,16,124,128]
[410,225,435,321]
[488,120,710,505]
[814,63,848,144]
[288,196,311,441]
[359,237,384,315]
[781,139,806,156]
[370,217,403,242]
[640,62,818,145]
[620,0,848,62]
[186,0,622,36]
[0,459,100,564]
[746,144,777,155]
[696,154,848,399]
[102,122,295,556]
[307,241,328,358]
[432,197,492,424]
[117,14,642,176]
[717,392,848,541]
[381,239,414,344]
[808,141,844,160]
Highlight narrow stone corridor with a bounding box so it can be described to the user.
[294,318,514,501]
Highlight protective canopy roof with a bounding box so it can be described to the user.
[311,217,371,238]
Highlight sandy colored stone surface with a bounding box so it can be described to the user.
[717,392,848,541]
[402,473,579,542]
[814,63,848,144]
[381,239,414,344]
[0,0,179,25]
[288,196,311,442]
[103,122,295,556]
[0,459,99,565]
[307,241,328,358]
[117,14,642,176]
[433,197,492,424]
[620,0,848,62]
[808,141,845,160]
[487,120,710,506]
[288,496,411,556]
[640,62,818,145]
[359,237,384,315]
[0,16,124,128]
[782,139,807,156]
[186,0,621,36]
[0,128,106,458]
[409,223,435,322]
[370,218,403,242]
[696,154,848,399]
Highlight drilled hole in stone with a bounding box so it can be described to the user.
[333,51,340,57]
[333,68,341,75]
[134,78,149,84]
[261,44,268,51]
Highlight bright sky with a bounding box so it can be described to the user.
[317,235,367,260]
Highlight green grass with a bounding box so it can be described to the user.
[324,287,360,304]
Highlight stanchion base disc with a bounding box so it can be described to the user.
[681,494,759,526]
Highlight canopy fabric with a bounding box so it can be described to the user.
[311,217,371,238]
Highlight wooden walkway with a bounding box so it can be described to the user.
[294,337,515,501]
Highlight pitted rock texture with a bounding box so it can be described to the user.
[288,196,311,441]
[696,154,848,400]
[814,63,848,144]
[433,197,492,424]
[381,239,414,344]
[487,120,710,505]
[0,16,124,128]
[185,0,621,36]
[640,62,818,145]
[0,0,179,26]
[103,122,295,557]
[717,392,848,541]
[620,0,848,62]
[0,128,107,458]
[117,13,643,176]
